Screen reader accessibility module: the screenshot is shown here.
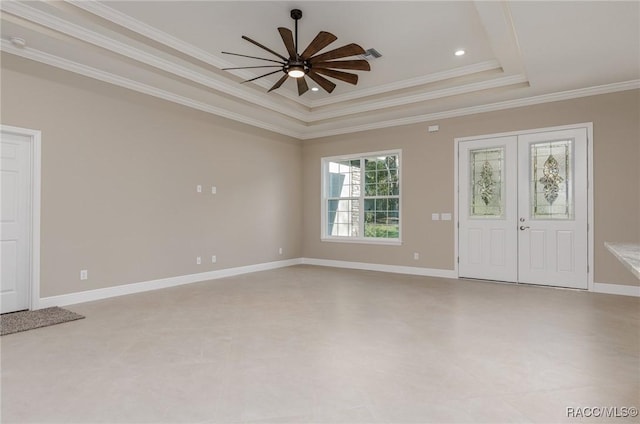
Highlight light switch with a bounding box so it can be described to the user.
[196,185,202,193]
[211,186,217,194]
[441,213,452,221]
[431,213,440,221]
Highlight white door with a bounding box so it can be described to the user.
[1,131,32,313]
[458,136,518,282]
[458,127,589,289]
[517,128,588,289]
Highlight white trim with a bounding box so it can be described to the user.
[65,0,311,107]
[307,74,528,122]
[309,60,503,108]
[0,41,304,139]
[592,282,640,297]
[320,149,402,245]
[300,81,639,139]
[301,258,457,279]
[38,258,303,308]
[0,125,42,311]
[32,258,640,308]
[1,1,308,122]
[454,123,594,292]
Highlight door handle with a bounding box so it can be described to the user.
[519,226,530,230]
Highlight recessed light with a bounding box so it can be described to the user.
[455,49,465,56]
[311,87,319,92]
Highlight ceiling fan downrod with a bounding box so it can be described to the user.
[291,8,302,59]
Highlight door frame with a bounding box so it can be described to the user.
[1,125,41,310]
[454,122,594,291]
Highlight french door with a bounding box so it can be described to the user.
[458,127,588,289]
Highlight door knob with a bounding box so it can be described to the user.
[520,225,530,230]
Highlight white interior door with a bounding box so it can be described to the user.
[1,131,32,313]
[517,128,588,289]
[458,126,589,289]
[458,136,518,282]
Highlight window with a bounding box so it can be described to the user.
[322,150,401,244]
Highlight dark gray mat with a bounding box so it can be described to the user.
[1,306,85,336]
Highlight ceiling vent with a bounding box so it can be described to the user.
[362,48,382,60]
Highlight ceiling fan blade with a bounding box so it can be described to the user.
[313,68,359,85]
[312,59,371,71]
[307,70,336,93]
[300,31,338,59]
[297,77,309,96]
[242,69,284,83]
[309,43,366,63]
[222,65,284,70]
[241,35,288,61]
[268,74,289,92]
[277,27,297,58]
[221,51,285,64]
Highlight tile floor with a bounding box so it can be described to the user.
[1,265,639,423]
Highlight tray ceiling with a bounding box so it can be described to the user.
[1,1,638,139]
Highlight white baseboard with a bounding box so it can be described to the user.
[300,257,457,279]
[37,258,304,309]
[36,258,638,309]
[592,282,640,297]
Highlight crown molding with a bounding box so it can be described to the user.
[309,60,502,108]
[4,38,637,141]
[0,41,305,139]
[307,74,528,122]
[65,0,313,108]
[300,80,640,139]
[2,0,310,121]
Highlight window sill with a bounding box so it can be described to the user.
[321,237,402,246]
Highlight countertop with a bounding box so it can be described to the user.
[604,242,640,280]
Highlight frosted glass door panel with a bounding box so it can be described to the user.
[470,148,504,218]
[530,140,573,220]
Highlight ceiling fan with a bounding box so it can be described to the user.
[221,9,371,96]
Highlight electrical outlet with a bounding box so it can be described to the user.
[80,269,88,280]
[196,256,202,265]
[211,186,217,194]
[278,247,283,255]
[413,252,420,260]
[211,255,217,264]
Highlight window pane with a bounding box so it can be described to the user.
[327,199,360,237]
[327,160,361,199]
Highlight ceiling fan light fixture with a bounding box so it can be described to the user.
[287,66,305,78]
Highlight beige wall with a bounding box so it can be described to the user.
[302,90,640,286]
[2,53,638,299]
[1,55,303,297]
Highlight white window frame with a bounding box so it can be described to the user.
[321,149,402,245]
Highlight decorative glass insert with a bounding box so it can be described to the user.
[323,151,400,241]
[470,147,504,217]
[530,140,573,219]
